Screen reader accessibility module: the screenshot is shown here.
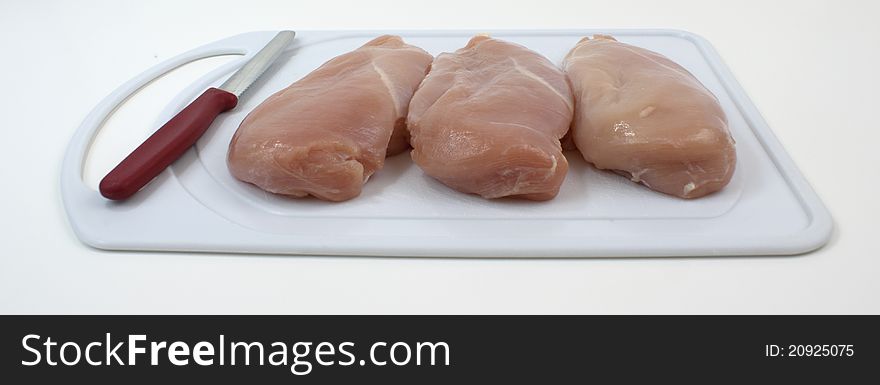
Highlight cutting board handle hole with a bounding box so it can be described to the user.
[81,54,243,190]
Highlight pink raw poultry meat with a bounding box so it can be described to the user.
[227,35,432,201]
[563,35,736,198]
[407,36,573,200]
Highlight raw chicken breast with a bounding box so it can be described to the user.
[227,35,432,201]
[563,35,736,199]
[407,36,573,200]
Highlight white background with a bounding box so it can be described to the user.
[1,0,878,314]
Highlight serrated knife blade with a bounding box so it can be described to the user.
[220,30,296,97]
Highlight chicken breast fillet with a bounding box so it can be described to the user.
[563,35,736,199]
[407,36,573,200]
[227,35,432,201]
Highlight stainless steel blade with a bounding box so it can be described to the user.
[220,30,296,97]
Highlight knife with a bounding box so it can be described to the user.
[99,30,296,200]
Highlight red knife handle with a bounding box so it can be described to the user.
[99,87,238,200]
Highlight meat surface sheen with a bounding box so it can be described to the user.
[407,36,573,200]
[227,35,432,201]
[563,35,736,198]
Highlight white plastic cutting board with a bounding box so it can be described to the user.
[61,30,832,257]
